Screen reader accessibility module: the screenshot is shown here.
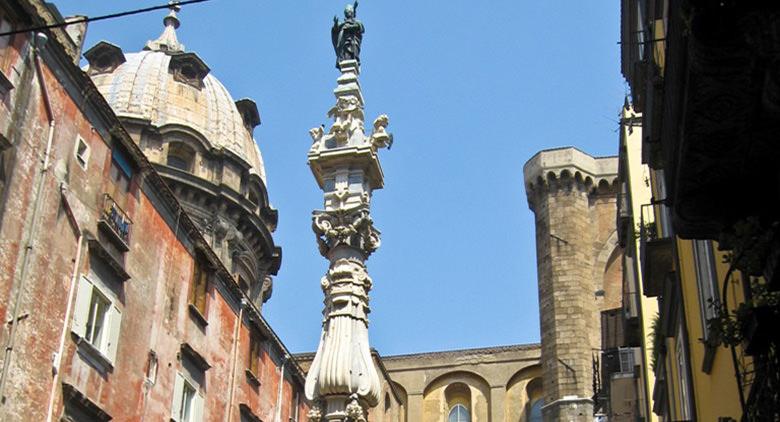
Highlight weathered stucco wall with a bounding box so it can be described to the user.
[0,2,305,421]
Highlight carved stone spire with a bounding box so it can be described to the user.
[144,1,185,53]
[304,49,393,422]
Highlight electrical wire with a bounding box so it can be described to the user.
[0,0,212,37]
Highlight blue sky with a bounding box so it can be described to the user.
[57,1,626,355]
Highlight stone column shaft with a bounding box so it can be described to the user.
[304,59,393,422]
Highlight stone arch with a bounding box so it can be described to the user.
[524,379,544,422]
[166,141,196,172]
[391,381,408,422]
[593,229,623,312]
[422,371,490,422]
[505,365,543,422]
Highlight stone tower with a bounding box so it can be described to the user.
[523,148,622,421]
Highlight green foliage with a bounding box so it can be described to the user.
[649,313,662,372]
[707,217,780,348]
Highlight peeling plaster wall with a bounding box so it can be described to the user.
[0,2,306,421]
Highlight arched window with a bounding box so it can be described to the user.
[529,399,543,422]
[448,404,470,422]
[166,142,195,172]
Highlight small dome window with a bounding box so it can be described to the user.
[180,64,197,80]
[167,142,195,172]
[84,41,126,75]
[169,52,210,89]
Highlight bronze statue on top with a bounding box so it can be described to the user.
[331,2,364,68]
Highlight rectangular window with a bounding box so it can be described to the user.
[72,275,121,364]
[675,318,693,420]
[172,372,204,422]
[618,347,636,373]
[109,148,133,192]
[248,332,261,375]
[189,262,209,317]
[655,169,674,238]
[85,289,110,348]
[693,240,720,342]
[291,391,300,422]
[0,14,13,65]
[74,135,90,170]
[0,14,13,94]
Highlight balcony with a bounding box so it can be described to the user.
[639,204,674,297]
[623,291,642,348]
[98,193,132,251]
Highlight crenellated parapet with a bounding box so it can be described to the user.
[523,147,619,212]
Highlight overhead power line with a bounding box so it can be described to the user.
[0,0,212,37]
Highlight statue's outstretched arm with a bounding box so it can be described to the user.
[354,1,359,13]
[331,18,339,48]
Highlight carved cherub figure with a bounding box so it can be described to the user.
[370,114,393,149]
[309,125,324,144]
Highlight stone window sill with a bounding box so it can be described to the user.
[0,70,12,96]
[188,303,208,327]
[74,334,114,373]
[245,368,260,387]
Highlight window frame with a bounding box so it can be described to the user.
[693,240,719,341]
[528,398,544,422]
[171,372,204,422]
[675,318,694,420]
[109,148,133,193]
[166,141,196,173]
[188,261,209,323]
[248,330,262,376]
[448,403,470,422]
[74,135,90,170]
[0,11,15,91]
[71,275,121,365]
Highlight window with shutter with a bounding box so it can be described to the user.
[71,272,122,366]
[248,332,261,375]
[172,372,203,422]
[189,261,209,319]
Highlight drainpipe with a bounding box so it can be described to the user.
[0,32,55,413]
[226,298,247,422]
[44,184,84,422]
[275,354,289,422]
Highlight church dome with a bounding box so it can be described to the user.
[84,7,281,306]
[86,10,266,183]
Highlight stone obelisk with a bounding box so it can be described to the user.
[304,4,392,422]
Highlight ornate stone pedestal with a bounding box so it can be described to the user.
[304,57,392,422]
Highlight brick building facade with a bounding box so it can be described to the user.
[0,1,305,421]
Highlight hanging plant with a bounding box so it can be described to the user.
[708,218,780,350]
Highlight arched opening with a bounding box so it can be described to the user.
[505,365,543,422]
[445,383,471,422]
[422,372,489,422]
[247,187,260,209]
[167,142,196,172]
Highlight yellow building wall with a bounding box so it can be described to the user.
[676,238,745,420]
[623,109,659,422]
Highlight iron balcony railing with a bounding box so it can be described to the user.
[639,200,674,297]
[101,193,132,246]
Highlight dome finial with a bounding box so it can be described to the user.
[144,1,185,53]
